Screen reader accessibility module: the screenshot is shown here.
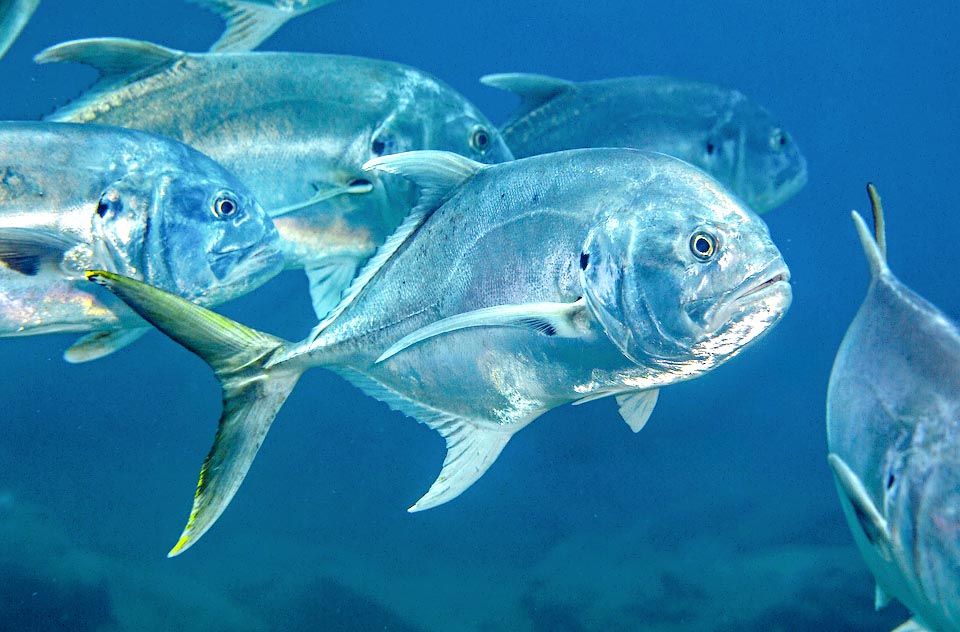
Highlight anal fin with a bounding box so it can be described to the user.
[332,368,516,513]
[409,417,512,512]
[304,257,360,320]
[64,327,150,363]
[615,389,659,433]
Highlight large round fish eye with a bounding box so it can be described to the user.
[770,128,789,151]
[371,132,397,157]
[213,191,240,219]
[689,230,720,261]
[469,125,491,153]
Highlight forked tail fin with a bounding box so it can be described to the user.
[87,270,303,556]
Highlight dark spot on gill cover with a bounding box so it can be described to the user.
[579,252,589,270]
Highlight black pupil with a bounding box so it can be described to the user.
[219,198,235,215]
[695,236,711,254]
[372,138,386,155]
[779,134,787,145]
[475,131,488,147]
[96,200,109,217]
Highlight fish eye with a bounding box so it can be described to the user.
[770,128,789,151]
[213,191,240,218]
[689,230,719,261]
[470,125,491,153]
[371,132,397,157]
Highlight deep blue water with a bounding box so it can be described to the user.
[1,1,958,630]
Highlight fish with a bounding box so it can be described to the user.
[37,37,514,319]
[482,73,808,214]
[827,184,960,632]
[188,0,337,52]
[0,121,283,362]
[88,147,792,555]
[0,0,39,60]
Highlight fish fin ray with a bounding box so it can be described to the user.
[304,257,359,320]
[376,298,588,363]
[64,327,150,363]
[86,270,301,555]
[480,72,573,116]
[188,0,311,52]
[35,37,182,80]
[615,389,660,433]
[333,368,514,512]
[36,38,184,121]
[0,227,77,276]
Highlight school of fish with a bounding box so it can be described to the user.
[2,1,956,630]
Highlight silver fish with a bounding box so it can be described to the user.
[0,0,39,60]
[189,0,337,52]
[37,37,514,319]
[0,121,283,362]
[482,73,808,213]
[89,148,791,555]
[827,185,960,632]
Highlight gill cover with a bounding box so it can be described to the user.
[579,213,691,364]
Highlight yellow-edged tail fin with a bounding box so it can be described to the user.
[87,271,302,556]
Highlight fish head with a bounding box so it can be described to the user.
[700,95,807,213]
[371,71,513,167]
[579,158,791,369]
[141,161,283,306]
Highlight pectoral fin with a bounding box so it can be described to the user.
[64,327,150,363]
[376,298,589,363]
[268,180,373,219]
[304,257,359,320]
[0,228,77,276]
[827,453,893,561]
[615,390,659,433]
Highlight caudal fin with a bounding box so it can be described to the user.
[87,270,302,556]
[190,0,333,52]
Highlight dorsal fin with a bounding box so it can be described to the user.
[308,151,485,338]
[851,183,890,280]
[480,72,574,114]
[35,37,183,79]
[35,38,183,121]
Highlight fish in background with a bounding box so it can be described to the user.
[89,148,791,555]
[38,37,514,319]
[0,121,283,362]
[0,0,39,59]
[482,73,808,214]
[827,185,960,632]
[189,0,337,52]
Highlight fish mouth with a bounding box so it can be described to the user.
[737,270,790,301]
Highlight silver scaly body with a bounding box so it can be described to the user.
[38,38,513,318]
[827,186,960,632]
[0,121,282,362]
[90,148,791,556]
[483,73,807,213]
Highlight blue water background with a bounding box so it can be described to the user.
[1,1,958,630]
